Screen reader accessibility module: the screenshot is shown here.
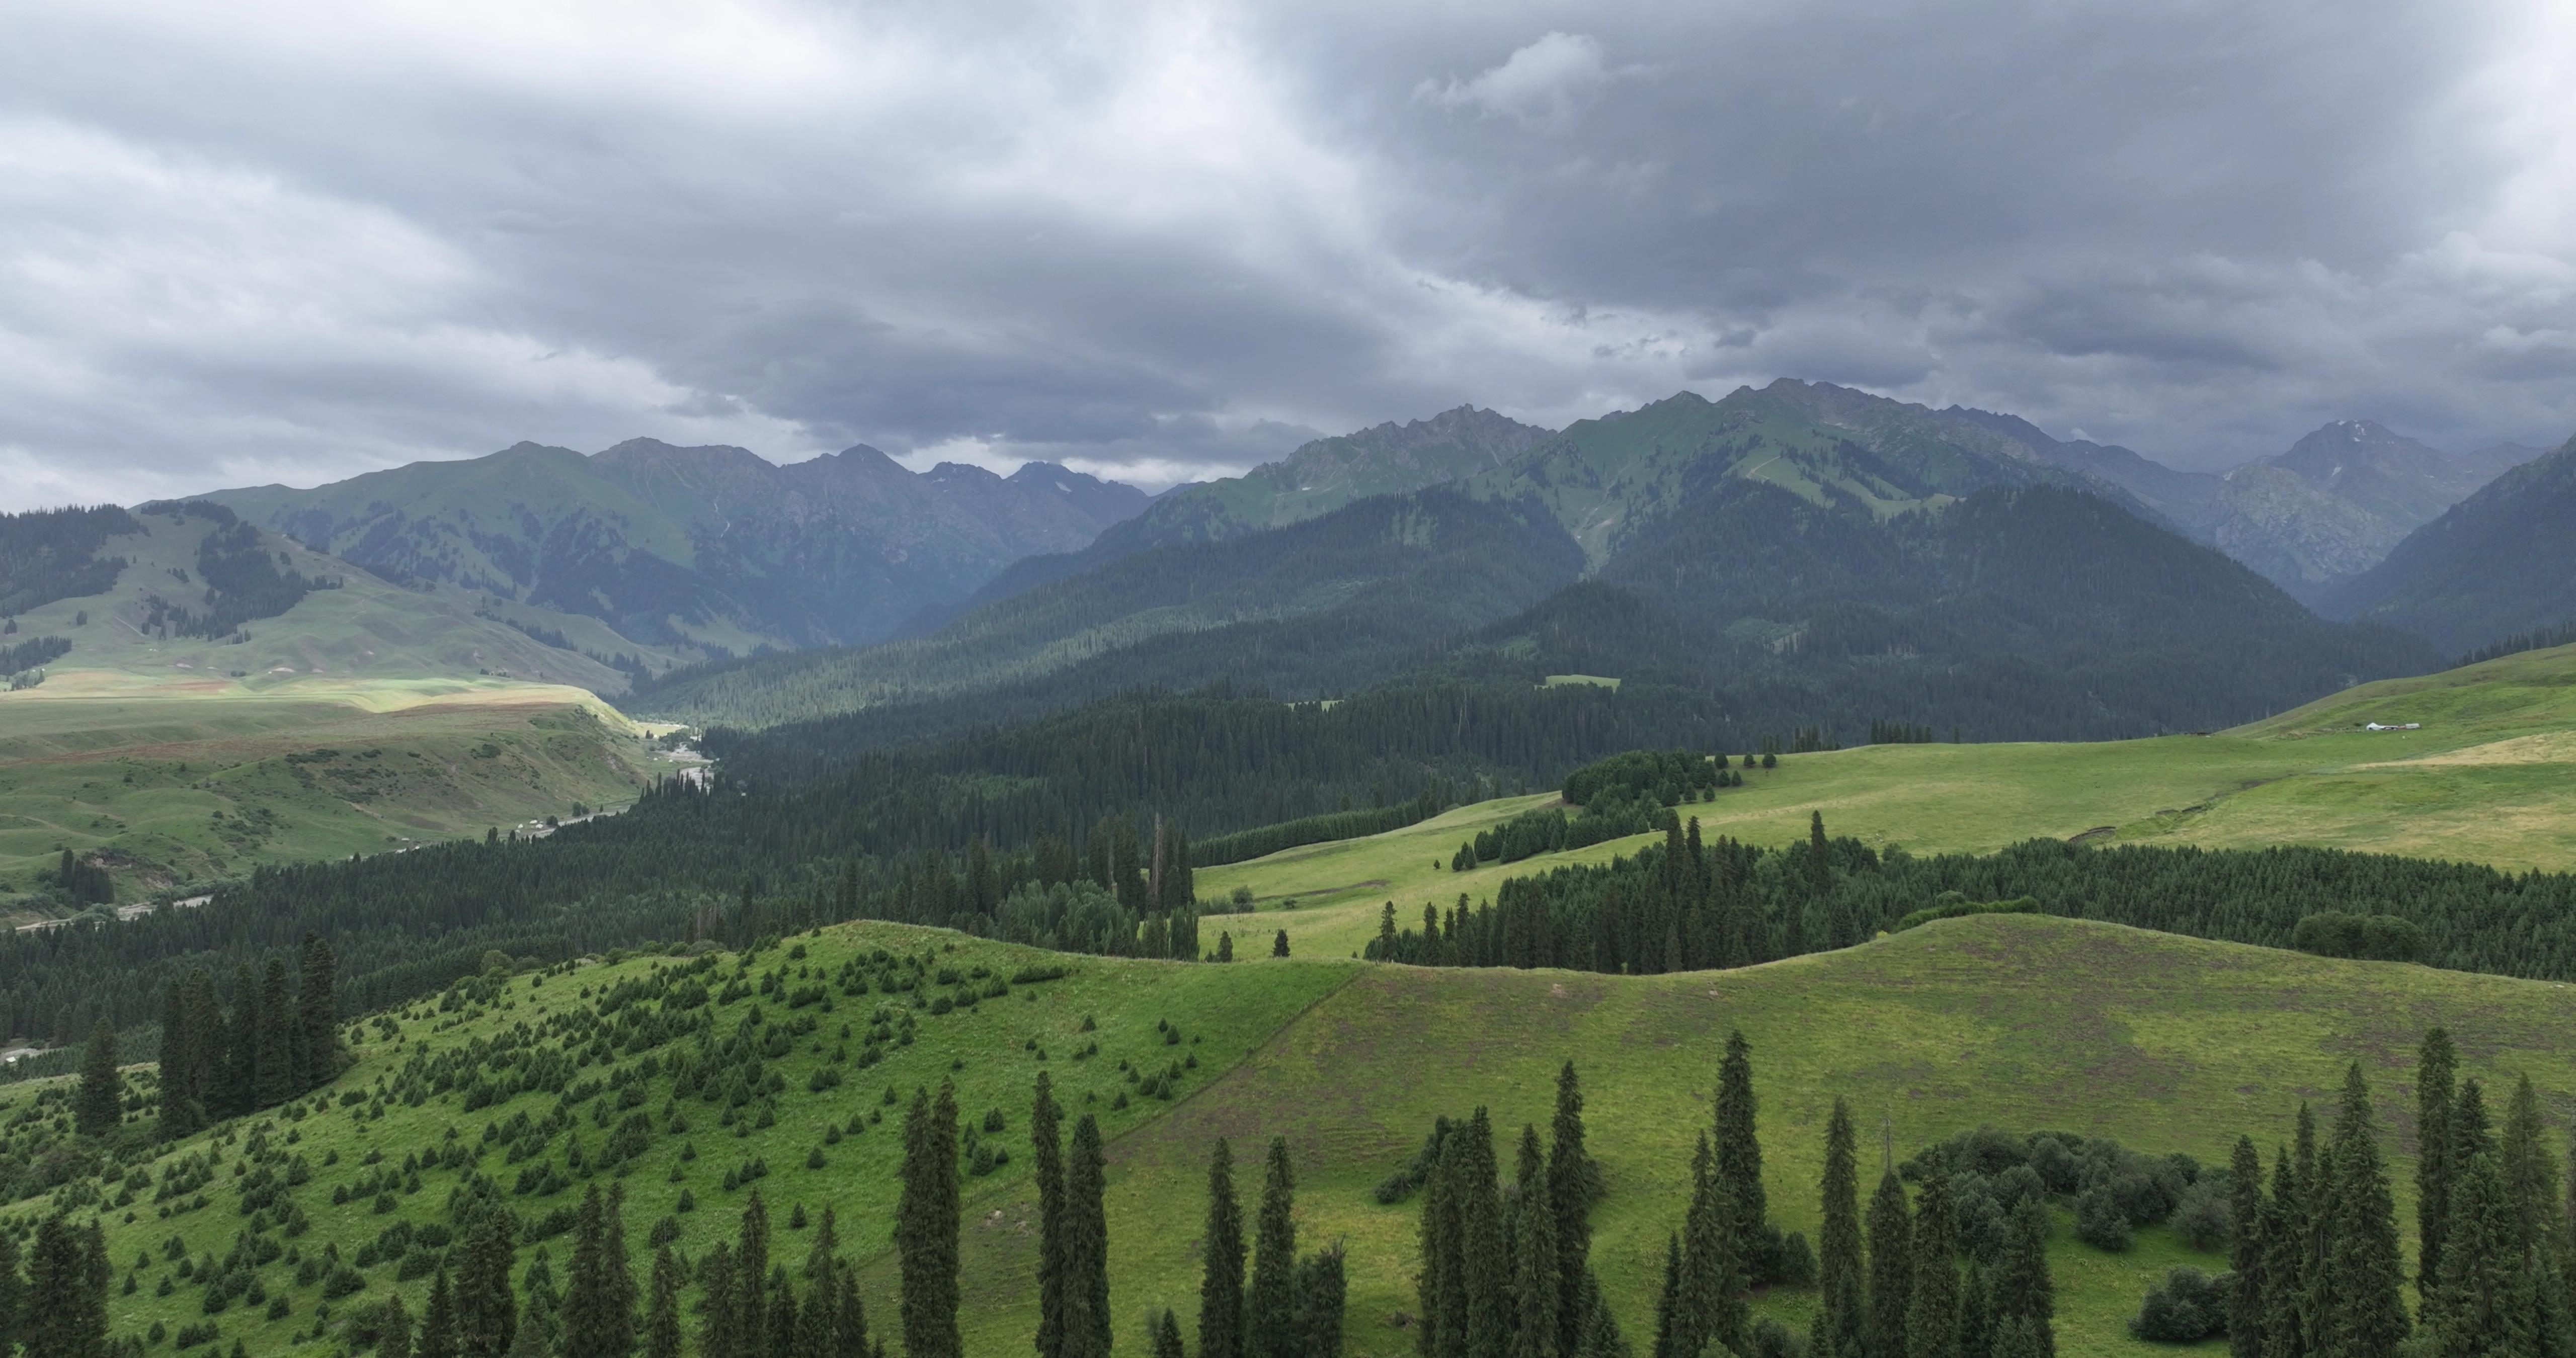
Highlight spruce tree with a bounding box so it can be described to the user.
[1202,1139,1247,1358]
[738,1190,772,1346]
[1155,1311,1186,1358]
[604,1183,637,1357]
[1577,1271,1630,1358]
[221,962,258,1119]
[74,1018,119,1138]
[1867,1170,1913,1358]
[834,1268,871,1358]
[2431,1152,2535,1358]
[1460,1112,1509,1358]
[1293,1246,1348,1358]
[2416,1028,2458,1301]
[698,1242,741,1358]
[564,1190,610,1357]
[1549,1063,1597,1358]
[1957,1261,1992,1358]
[383,1292,417,1358]
[0,1230,22,1357]
[1681,1132,1745,1358]
[2230,1137,2268,1358]
[1990,1198,2054,1358]
[1064,1115,1111,1358]
[1814,1099,1866,1358]
[458,1210,521,1358]
[1034,1073,1069,1358]
[155,980,198,1140]
[296,930,339,1092]
[1511,1127,1561,1358]
[1421,1131,1464,1358]
[2501,1075,2562,1253]
[2322,1064,2409,1358]
[25,1213,108,1358]
[645,1247,683,1358]
[1651,1235,1683,1358]
[1714,1031,1767,1278]
[898,1084,962,1358]
[2259,1149,2305,1358]
[255,957,295,1109]
[1251,1136,1301,1358]
[421,1267,463,1358]
[766,1265,797,1358]
[520,1248,563,1356]
[1990,1318,2040,1358]
[1906,1172,1960,1358]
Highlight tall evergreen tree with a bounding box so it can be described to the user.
[1957,1261,1993,1358]
[73,1018,119,1138]
[154,980,198,1140]
[458,1210,521,1358]
[1990,1198,2054,1358]
[1293,1246,1349,1358]
[1511,1126,1560,1358]
[1906,1172,1960,1358]
[698,1243,742,1358]
[420,1268,463,1358]
[834,1267,872,1358]
[519,1248,564,1357]
[24,1214,108,1358]
[1714,1031,1767,1280]
[1867,1171,1913,1358]
[1034,1073,1069,1358]
[381,1292,417,1358]
[2502,1075,2562,1254]
[738,1191,773,1347]
[1681,1132,1745,1358]
[1814,1100,1866,1358]
[1064,1115,1112,1358]
[766,1265,797,1358]
[2259,1149,2305,1358]
[1460,1113,1509,1358]
[1252,1136,1302,1358]
[605,1184,637,1357]
[1202,1139,1247,1358]
[2322,1064,2409,1358]
[1549,1063,1597,1358]
[2430,1152,2535,1358]
[1155,1311,1186,1358]
[254,957,295,1109]
[1419,1130,1460,1358]
[2230,1137,2268,1358]
[646,1246,683,1358]
[1577,1272,1629,1358]
[296,930,339,1091]
[1651,1235,1684,1358]
[898,1085,963,1358]
[0,1230,23,1357]
[2416,1028,2458,1301]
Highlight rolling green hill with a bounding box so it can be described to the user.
[1190,638,2576,963]
[10,913,2561,1358]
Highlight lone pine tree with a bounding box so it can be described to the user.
[1202,1138,1248,1358]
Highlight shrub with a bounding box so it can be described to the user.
[2076,1187,2133,1251]
[2131,1266,2230,1341]
[2172,1179,2231,1251]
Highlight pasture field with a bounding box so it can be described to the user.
[0,676,671,916]
[12,913,2552,1358]
[1196,642,2576,962]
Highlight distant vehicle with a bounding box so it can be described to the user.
[2363,722,2422,731]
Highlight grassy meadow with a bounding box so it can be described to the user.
[0,675,674,917]
[1195,641,2576,962]
[13,914,2562,1357]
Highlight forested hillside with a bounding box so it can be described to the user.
[2324,433,2576,653]
[633,490,1585,729]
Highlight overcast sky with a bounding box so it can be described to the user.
[4,0,2572,508]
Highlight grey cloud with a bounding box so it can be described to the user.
[0,0,2570,510]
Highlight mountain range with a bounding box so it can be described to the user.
[2323,432,2576,654]
[205,439,1150,654]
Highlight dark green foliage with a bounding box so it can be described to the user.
[1549,1063,1597,1358]
[0,634,70,675]
[1156,1310,1187,1358]
[1908,1172,1961,1358]
[898,1084,962,1358]
[645,1247,682,1358]
[1034,1073,1069,1358]
[2231,1138,2267,1358]
[420,1267,461,1358]
[2291,913,2428,963]
[2427,1152,2534,1358]
[1064,1116,1111,1358]
[1193,797,1443,868]
[1252,1137,1300,1358]
[1868,1171,1913,1358]
[74,1018,119,1137]
[696,1243,740,1358]
[2131,1268,2231,1342]
[0,504,139,616]
[1202,1138,1247,1358]
[0,1231,23,1355]
[456,1209,519,1358]
[23,1213,109,1358]
[1511,1125,1560,1358]
[2416,1030,2458,1304]
[1991,1199,2055,1358]
[1291,1246,1348,1358]
[2321,1065,2409,1358]
[1814,1100,1867,1358]
[1561,750,1717,808]
[1680,1131,1745,1358]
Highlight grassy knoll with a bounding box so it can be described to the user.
[0,924,1354,1355]
[0,677,672,916]
[941,913,2575,1358]
[1196,642,2576,961]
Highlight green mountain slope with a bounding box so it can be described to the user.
[2322,434,2576,653]
[21,914,2569,1358]
[205,439,1148,652]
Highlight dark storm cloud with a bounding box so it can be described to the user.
[2,0,2569,508]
